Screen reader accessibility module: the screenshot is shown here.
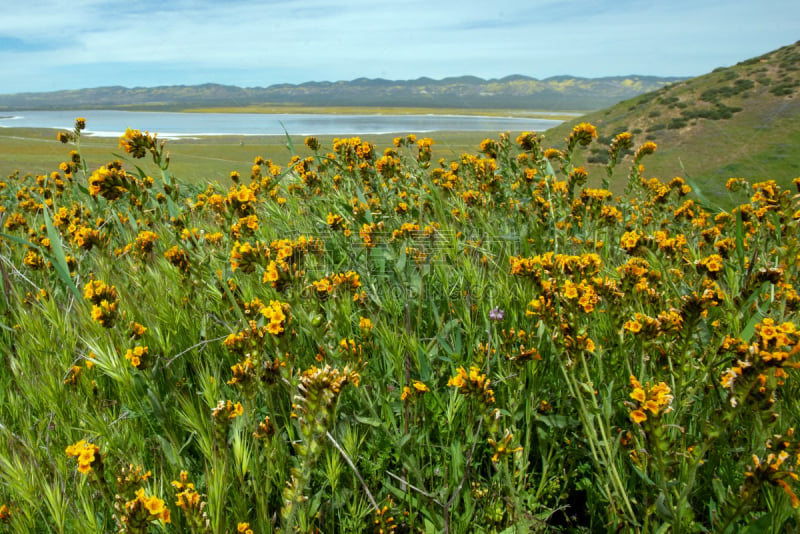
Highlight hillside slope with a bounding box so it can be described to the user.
[544,41,800,205]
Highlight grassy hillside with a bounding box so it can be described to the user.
[544,41,800,206]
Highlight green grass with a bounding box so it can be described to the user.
[0,128,501,186]
[1,121,800,533]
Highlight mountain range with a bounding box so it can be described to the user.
[0,75,685,112]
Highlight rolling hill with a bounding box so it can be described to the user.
[0,75,683,112]
[544,41,800,205]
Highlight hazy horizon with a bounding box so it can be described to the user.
[0,73,690,95]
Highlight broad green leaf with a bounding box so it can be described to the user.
[42,207,81,299]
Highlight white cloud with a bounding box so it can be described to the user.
[1,0,799,93]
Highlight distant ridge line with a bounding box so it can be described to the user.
[0,75,686,112]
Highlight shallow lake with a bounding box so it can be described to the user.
[0,109,566,137]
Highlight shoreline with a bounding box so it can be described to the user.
[0,109,568,139]
[0,106,585,121]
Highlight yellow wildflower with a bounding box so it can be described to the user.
[65,440,101,474]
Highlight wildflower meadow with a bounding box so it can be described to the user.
[0,118,799,532]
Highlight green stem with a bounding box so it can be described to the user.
[559,355,637,527]
[578,354,638,525]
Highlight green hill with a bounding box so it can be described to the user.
[544,41,800,206]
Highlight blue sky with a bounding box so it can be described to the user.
[1,0,798,94]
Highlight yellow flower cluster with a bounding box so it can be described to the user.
[487,429,523,463]
[227,184,258,216]
[633,141,658,161]
[65,439,101,474]
[742,429,800,509]
[360,222,379,248]
[83,280,119,327]
[88,159,148,201]
[212,400,244,420]
[391,222,420,240]
[299,364,361,400]
[516,131,539,151]
[230,240,268,273]
[696,254,724,278]
[401,380,429,401]
[447,366,495,404]
[119,127,158,159]
[373,500,397,533]
[511,252,603,278]
[171,470,202,511]
[124,345,149,369]
[227,357,255,386]
[566,122,598,150]
[624,309,684,337]
[231,214,259,239]
[71,225,103,251]
[326,212,345,229]
[261,300,289,335]
[123,488,171,525]
[628,375,673,424]
[494,328,541,363]
[620,230,641,252]
[164,245,190,273]
[719,318,798,409]
[117,230,159,257]
[261,236,323,289]
[755,318,797,353]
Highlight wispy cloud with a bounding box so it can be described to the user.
[0,36,64,53]
[1,0,798,93]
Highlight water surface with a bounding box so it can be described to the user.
[0,110,563,137]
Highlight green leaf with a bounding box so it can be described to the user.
[536,415,576,429]
[655,491,674,520]
[155,435,179,467]
[711,477,728,503]
[735,211,745,271]
[449,439,464,488]
[396,245,407,272]
[435,334,454,356]
[417,345,432,382]
[280,121,297,157]
[741,308,763,342]
[121,206,139,233]
[220,270,247,325]
[680,158,720,213]
[165,194,180,219]
[630,464,656,486]
[355,186,373,224]
[545,159,557,178]
[354,415,383,428]
[42,207,81,299]
[0,231,39,249]
[741,513,775,533]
